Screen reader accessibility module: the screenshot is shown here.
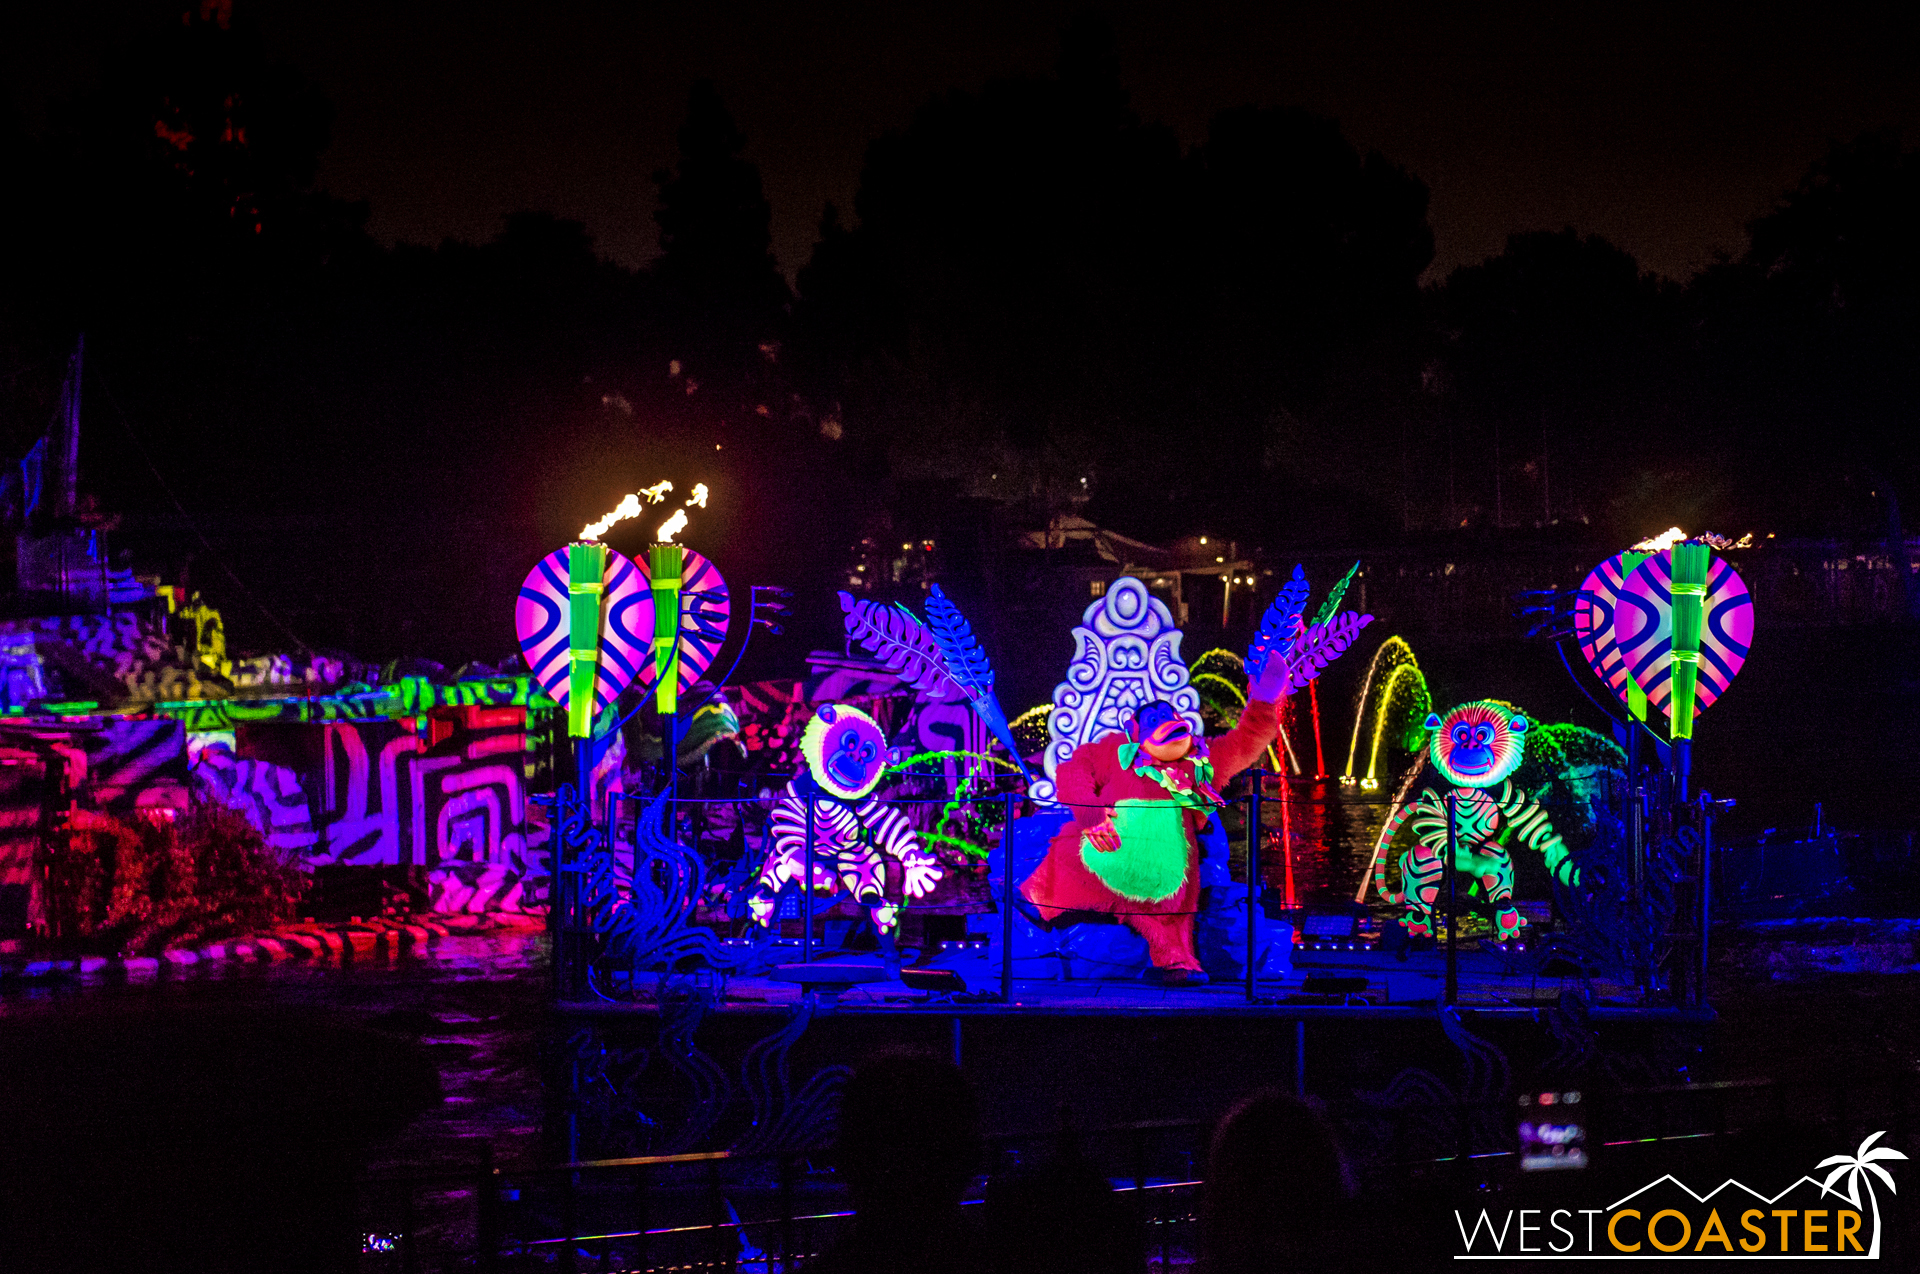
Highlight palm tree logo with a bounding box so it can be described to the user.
[1817,1131,1909,1259]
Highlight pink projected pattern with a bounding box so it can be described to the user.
[1613,551,1754,719]
[515,548,650,715]
[1574,553,1635,704]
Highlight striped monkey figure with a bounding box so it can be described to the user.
[747,703,942,940]
[1370,701,1577,939]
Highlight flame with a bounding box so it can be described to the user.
[1630,526,1756,553]
[1631,527,1688,552]
[582,479,706,543]
[581,494,641,541]
[581,479,678,540]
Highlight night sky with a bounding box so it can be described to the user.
[14,1,1919,283]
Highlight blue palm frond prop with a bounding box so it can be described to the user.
[924,584,1030,780]
[925,585,994,697]
[1248,564,1311,678]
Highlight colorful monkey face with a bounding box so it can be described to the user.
[802,704,888,799]
[1127,700,1195,763]
[1425,701,1528,788]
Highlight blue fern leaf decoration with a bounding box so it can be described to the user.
[1248,564,1311,679]
[925,585,995,698]
[925,584,1031,780]
[838,592,962,700]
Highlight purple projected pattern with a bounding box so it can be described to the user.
[1613,551,1754,719]
[1574,553,1634,705]
[515,548,650,716]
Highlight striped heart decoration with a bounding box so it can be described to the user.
[515,548,651,715]
[1574,552,1636,705]
[1614,550,1754,719]
[635,547,732,699]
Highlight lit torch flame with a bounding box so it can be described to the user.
[580,480,681,541]
[1630,527,1756,552]
[659,483,707,540]
[1631,527,1688,552]
[580,494,641,542]
[582,480,707,543]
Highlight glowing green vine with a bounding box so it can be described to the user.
[883,749,1023,777]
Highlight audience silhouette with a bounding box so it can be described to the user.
[807,1050,983,1273]
[806,1059,1369,1273]
[980,1119,1145,1274]
[1200,1088,1357,1273]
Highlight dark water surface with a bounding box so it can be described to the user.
[0,932,552,1166]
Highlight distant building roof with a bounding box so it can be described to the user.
[1016,515,1253,576]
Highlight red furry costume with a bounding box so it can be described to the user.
[1021,699,1281,972]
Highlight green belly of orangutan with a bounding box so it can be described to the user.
[1079,798,1192,902]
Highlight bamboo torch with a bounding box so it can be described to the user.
[565,541,608,739]
[649,541,684,716]
[1666,540,1711,799]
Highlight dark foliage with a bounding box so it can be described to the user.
[1,12,1916,680]
[42,800,307,955]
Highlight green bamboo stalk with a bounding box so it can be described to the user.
[649,542,684,715]
[565,542,608,739]
[1667,541,1710,740]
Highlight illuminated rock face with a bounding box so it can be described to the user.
[1034,576,1201,808]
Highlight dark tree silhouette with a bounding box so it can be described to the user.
[652,80,791,353]
[3,9,1914,677]
[794,18,1432,548]
[1433,229,1684,536]
[1690,133,1920,536]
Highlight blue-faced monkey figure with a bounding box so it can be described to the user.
[1369,700,1577,939]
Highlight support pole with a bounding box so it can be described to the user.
[560,737,592,1002]
[1629,775,1645,892]
[1309,681,1328,779]
[557,541,607,1005]
[1697,792,1726,1010]
[1667,541,1711,806]
[1001,791,1016,1003]
[1245,772,1264,1004]
[802,797,815,966]
[1444,790,1459,1007]
[1279,774,1295,908]
[1295,1018,1306,1096]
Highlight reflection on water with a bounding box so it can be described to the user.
[0,933,554,1180]
[1247,777,1398,908]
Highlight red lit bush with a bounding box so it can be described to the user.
[42,801,308,954]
